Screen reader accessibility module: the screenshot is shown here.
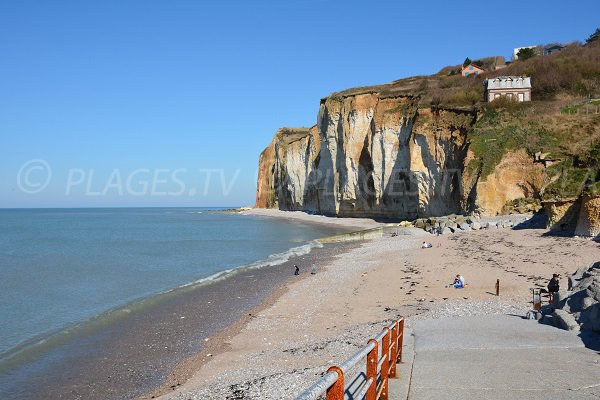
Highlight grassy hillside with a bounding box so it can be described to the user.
[326,35,600,202]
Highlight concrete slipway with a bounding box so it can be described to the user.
[389,315,600,400]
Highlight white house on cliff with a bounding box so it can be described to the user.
[485,76,531,102]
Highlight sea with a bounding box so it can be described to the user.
[0,208,349,379]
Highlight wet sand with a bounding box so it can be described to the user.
[0,242,355,400]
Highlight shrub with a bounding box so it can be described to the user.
[517,47,536,60]
[487,95,521,110]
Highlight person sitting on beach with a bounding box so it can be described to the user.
[421,241,432,249]
[450,274,465,288]
[547,273,560,303]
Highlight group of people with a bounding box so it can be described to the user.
[294,264,317,276]
[446,273,561,295]
[292,252,562,302]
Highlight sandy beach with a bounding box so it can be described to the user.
[156,209,599,400]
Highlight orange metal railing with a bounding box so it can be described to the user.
[295,318,404,400]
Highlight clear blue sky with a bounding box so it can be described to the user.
[1,0,598,207]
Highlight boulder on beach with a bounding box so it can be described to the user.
[550,261,600,332]
[459,222,470,231]
[552,309,580,331]
[485,221,498,229]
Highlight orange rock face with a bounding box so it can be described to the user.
[473,150,546,215]
[575,194,600,237]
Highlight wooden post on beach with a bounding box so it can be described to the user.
[495,279,500,296]
[366,339,378,400]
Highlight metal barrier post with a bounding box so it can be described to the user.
[390,321,398,378]
[381,328,390,400]
[325,366,344,400]
[398,319,404,363]
[366,339,378,400]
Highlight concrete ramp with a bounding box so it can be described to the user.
[407,315,600,400]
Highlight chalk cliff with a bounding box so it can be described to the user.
[256,91,547,219]
[254,41,599,227]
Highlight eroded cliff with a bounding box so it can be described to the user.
[256,41,600,225]
[256,91,548,219]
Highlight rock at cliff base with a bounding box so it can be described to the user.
[459,222,470,231]
[574,194,600,238]
[471,222,481,230]
[552,309,580,331]
[441,227,452,235]
[552,262,600,332]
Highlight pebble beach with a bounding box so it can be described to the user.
[153,209,600,400]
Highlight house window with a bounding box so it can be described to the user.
[469,66,474,70]
[465,72,469,76]
[518,93,524,102]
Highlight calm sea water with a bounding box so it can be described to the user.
[0,208,347,362]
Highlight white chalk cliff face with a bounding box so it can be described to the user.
[257,93,480,219]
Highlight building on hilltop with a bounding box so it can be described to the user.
[514,43,567,60]
[513,46,536,60]
[542,43,565,56]
[485,76,531,102]
[462,63,484,77]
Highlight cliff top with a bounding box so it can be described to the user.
[326,40,600,109]
[274,127,312,145]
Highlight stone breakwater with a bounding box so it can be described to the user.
[399,213,533,235]
[546,261,600,332]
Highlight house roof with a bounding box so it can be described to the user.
[462,63,484,71]
[485,76,531,89]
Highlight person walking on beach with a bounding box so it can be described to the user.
[294,265,300,275]
[311,263,317,275]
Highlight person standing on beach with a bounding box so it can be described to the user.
[294,265,300,275]
[311,263,317,275]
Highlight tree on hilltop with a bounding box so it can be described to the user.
[517,47,536,60]
[463,57,472,67]
[586,28,600,45]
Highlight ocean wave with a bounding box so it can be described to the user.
[173,240,322,290]
[0,240,323,371]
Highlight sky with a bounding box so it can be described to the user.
[1,0,598,208]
